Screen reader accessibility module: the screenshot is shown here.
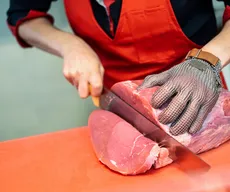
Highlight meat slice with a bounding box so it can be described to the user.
[111,80,230,154]
[88,110,173,175]
[88,80,230,175]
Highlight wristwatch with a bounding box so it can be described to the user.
[185,48,222,87]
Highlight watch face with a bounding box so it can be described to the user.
[189,59,209,71]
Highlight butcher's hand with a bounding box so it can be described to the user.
[138,58,222,135]
[18,17,104,99]
[62,38,104,98]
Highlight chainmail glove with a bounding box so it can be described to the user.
[138,58,222,136]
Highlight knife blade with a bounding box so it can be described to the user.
[89,86,211,174]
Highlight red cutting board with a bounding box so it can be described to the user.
[0,127,229,192]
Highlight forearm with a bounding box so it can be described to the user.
[202,20,230,68]
[18,17,81,57]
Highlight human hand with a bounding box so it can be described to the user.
[62,38,104,98]
[138,58,222,135]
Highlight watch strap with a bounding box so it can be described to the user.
[185,49,222,87]
[185,48,220,66]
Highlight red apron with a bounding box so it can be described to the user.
[63,0,227,89]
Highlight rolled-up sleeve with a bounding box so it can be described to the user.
[6,0,56,48]
[217,0,230,25]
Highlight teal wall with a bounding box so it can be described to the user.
[0,1,97,141]
[0,0,229,141]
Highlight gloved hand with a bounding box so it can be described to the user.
[138,58,222,136]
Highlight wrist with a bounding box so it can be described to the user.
[56,32,81,57]
[61,35,99,61]
[185,48,220,69]
[202,20,230,68]
[201,46,227,68]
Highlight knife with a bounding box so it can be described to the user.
[89,85,211,174]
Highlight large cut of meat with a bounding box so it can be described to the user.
[88,80,230,175]
[88,110,173,175]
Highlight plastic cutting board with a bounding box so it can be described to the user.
[0,127,229,192]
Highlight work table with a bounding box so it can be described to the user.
[0,127,229,192]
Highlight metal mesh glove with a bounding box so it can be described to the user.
[138,58,222,136]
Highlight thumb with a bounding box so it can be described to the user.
[137,71,169,90]
[99,64,105,81]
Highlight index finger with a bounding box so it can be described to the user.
[151,80,177,108]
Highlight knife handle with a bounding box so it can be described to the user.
[88,84,100,107]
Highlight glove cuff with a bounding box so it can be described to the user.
[185,48,222,88]
[185,48,220,67]
[185,58,223,88]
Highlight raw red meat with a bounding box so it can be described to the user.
[88,110,173,175]
[88,80,230,175]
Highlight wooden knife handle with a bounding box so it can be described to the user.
[88,84,100,107]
